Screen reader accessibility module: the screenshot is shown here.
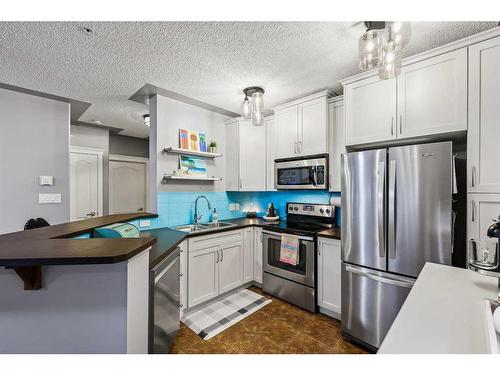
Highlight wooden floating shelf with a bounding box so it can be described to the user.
[163,147,222,158]
[163,175,222,182]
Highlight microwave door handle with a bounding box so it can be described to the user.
[312,166,317,186]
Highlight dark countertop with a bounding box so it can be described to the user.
[144,217,342,269]
[0,213,158,267]
[317,227,342,240]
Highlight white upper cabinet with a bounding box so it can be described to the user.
[468,36,500,193]
[328,97,344,192]
[398,48,467,138]
[344,48,468,147]
[265,116,277,191]
[274,105,299,159]
[345,75,397,146]
[273,91,331,159]
[225,118,266,191]
[225,120,240,191]
[298,97,328,156]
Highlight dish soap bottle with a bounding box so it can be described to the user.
[212,208,218,224]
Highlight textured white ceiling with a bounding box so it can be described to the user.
[0,21,496,138]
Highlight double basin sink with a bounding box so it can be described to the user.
[174,221,235,234]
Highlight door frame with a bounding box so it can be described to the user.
[109,154,150,213]
[69,146,104,220]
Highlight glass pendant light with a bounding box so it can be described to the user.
[359,28,382,70]
[385,21,411,51]
[378,42,402,80]
[241,86,265,125]
[252,107,264,126]
[241,94,251,119]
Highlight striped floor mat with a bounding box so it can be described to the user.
[182,289,272,340]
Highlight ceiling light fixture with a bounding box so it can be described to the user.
[358,21,411,80]
[241,86,265,126]
[143,114,150,127]
[92,119,103,125]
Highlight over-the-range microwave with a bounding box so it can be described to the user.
[274,154,328,190]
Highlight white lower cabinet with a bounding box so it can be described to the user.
[317,237,341,316]
[187,230,249,309]
[243,228,254,283]
[185,226,283,309]
[188,245,220,307]
[218,241,244,294]
[253,228,263,284]
[467,194,500,241]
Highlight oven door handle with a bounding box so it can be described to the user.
[262,230,314,242]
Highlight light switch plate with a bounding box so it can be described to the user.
[229,203,240,211]
[39,193,61,204]
[39,175,54,186]
[139,220,151,228]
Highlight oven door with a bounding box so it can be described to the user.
[274,157,327,190]
[262,231,315,287]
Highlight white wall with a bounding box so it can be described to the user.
[0,88,70,234]
[150,95,229,198]
[70,124,110,215]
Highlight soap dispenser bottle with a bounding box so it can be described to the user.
[212,208,218,224]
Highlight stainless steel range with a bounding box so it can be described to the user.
[262,202,336,312]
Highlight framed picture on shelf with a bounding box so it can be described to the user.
[188,131,199,151]
[198,132,207,152]
[179,155,207,176]
[179,129,189,150]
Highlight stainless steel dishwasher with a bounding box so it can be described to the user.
[149,247,181,354]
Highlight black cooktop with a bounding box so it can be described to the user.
[260,219,334,237]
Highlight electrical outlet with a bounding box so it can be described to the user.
[139,220,151,228]
[229,203,240,211]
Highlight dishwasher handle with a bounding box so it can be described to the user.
[152,247,180,284]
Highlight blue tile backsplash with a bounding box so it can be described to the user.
[140,191,341,230]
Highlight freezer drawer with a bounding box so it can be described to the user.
[341,263,414,349]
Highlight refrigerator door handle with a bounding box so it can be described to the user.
[345,264,415,289]
[388,159,397,259]
[377,161,386,258]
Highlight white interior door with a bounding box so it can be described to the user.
[70,151,100,221]
[109,160,146,214]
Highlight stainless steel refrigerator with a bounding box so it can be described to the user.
[341,142,452,350]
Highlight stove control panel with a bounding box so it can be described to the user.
[287,203,334,218]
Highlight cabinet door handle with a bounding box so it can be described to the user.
[391,117,394,135]
[179,303,183,308]
[399,115,402,135]
[220,249,224,262]
[216,250,220,263]
[472,166,476,188]
[239,178,242,190]
[298,140,303,153]
[294,141,297,154]
[472,200,476,222]
[179,273,183,277]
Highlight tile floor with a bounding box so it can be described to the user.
[170,287,369,354]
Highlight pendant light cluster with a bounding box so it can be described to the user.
[241,86,265,126]
[359,21,411,79]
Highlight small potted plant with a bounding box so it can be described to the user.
[209,140,217,154]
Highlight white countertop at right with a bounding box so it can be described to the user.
[378,262,500,354]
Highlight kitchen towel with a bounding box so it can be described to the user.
[280,233,300,266]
